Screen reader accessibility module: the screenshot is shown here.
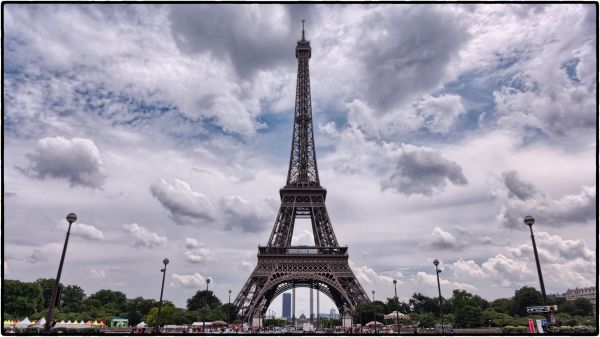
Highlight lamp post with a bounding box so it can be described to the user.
[524,216,550,323]
[45,213,77,331]
[228,289,232,327]
[203,278,211,332]
[372,290,376,334]
[155,258,169,334]
[433,259,444,334]
[393,280,400,334]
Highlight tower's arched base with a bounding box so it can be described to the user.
[233,246,369,325]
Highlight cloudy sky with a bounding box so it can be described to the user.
[3,4,597,317]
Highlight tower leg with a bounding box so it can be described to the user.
[310,287,314,325]
[292,286,296,328]
[317,290,320,328]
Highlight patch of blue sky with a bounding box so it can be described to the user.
[441,59,527,136]
[517,125,552,147]
[561,58,581,84]
[252,110,297,166]
[160,113,215,146]
[70,85,173,128]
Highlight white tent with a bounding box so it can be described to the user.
[35,318,46,328]
[384,311,409,320]
[137,322,147,328]
[15,317,32,329]
[78,321,87,328]
[192,322,213,326]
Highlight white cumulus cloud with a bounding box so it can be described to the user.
[151,178,216,226]
[58,222,104,241]
[22,136,107,188]
[171,272,211,289]
[499,185,595,228]
[122,223,167,249]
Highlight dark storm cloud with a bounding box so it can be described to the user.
[382,149,468,196]
[502,170,537,200]
[21,137,107,189]
[168,4,315,78]
[356,6,470,111]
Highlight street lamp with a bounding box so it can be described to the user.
[203,278,211,332]
[433,259,444,334]
[45,213,77,331]
[372,290,376,334]
[393,280,400,334]
[228,289,232,326]
[155,258,169,334]
[524,216,549,322]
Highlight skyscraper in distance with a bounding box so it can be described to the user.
[282,293,292,318]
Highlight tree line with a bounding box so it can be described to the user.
[352,286,596,328]
[3,278,235,326]
[3,279,596,329]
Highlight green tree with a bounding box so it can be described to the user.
[181,310,201,324]
[35,278,61,310]
[415,312,437,328]
[482,308,513,327]
[548,295,567,306]
[89,289,127,312]
[571,298,594,316]
[81,298,102,312]
[510,286,543,316]
[209,306,226,321]
[3,280,44,317]
[455,304,482,328]
[448,290,488,312]
[187,290,222,311]
[489,298,512,314]
[146,302,177,326]
[554,312,572,326]
[221,303,237,323]
[384,297,411,314]
[409,293,440,314]
[124,297,157,325]
[61,285,86,313]
[443,313,455,325]
[353,302,386,324]
[198,306,212,324]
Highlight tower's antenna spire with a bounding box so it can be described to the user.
[301,19,305,40]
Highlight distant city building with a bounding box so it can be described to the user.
[282,293,292,318]
[566,286,596,307]
[295,313,308,328]
[316,309,339,320]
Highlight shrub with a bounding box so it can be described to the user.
[560,326,574,333]
[503,326,530,334]
[573,326,589,333]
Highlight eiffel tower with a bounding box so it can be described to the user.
[233,22,369,325]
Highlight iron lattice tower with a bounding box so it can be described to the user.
[233,22,369,325]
